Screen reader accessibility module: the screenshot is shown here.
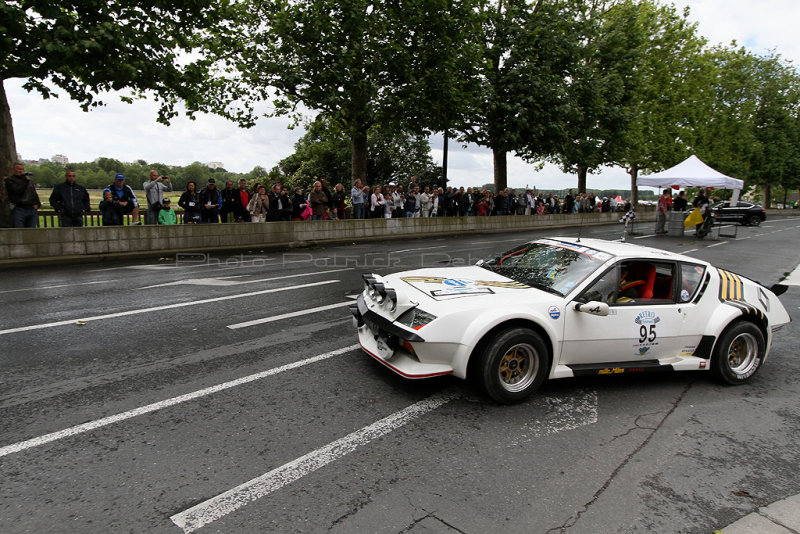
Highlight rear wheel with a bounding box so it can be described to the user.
[711,322,765,384]
[477,328,548,404]
[747,214,762,226]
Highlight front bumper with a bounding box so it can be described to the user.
[350,295,453,379]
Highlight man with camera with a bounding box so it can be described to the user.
[4,162,41,228]
[143,169,172,225]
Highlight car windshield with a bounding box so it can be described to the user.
[479,239,613,296]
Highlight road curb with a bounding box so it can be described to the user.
[718,494,800,534]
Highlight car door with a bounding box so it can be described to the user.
[718,201,751,223]
[559,260,687,366]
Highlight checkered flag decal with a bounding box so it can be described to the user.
[619,209,637,223]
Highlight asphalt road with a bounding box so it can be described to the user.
[2,217,800,534]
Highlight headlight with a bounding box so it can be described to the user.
[384,288,397,311]
[396,307,437,330]
[372,282,385,302]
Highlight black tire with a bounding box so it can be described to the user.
[477,327,549,404]
[711,322,765,385]
[747,215,762,227]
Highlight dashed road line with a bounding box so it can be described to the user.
[0,345,359,458]
[139,268,353,289]
[388,245,448,254]
[227,302,352,329]
[170,389,458,533]
[0,279,117,294]
[0,280,339,336]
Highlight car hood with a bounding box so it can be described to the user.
[383,265,557,307]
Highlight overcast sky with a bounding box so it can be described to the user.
[7,0,799,191]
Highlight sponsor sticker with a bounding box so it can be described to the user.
[443,278,477,288]
[633,310,660,355]
[680,289,691,302]
[548,306,561,320]
[401,276,528,289]
[431,287,494,296]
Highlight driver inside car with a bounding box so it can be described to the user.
[618,266,644,302]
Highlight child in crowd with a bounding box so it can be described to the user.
[99,190,123,226]
[158,198,177,225]
[323,206,338,220]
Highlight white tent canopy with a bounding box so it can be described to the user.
[638,155,744,190]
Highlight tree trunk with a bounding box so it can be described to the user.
[493,147,507,191]
[442,129,449,189]
[351,128,368,186]
[577,164,587,194]
[0,80,16,227]
[628,164,639,207]
[762,184,771,208]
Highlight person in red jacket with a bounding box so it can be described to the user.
[655,189,673,234]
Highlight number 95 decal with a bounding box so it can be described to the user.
[639,324,657,343]
[634,311,661,354]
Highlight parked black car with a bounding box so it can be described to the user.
[710,201,766,226]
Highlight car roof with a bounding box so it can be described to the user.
[539,237,708,264]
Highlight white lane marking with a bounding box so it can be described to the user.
[634,234,656,239]
[707,241,728,248]
[0,280,338,336]
[471,238,536,244]
[139,268,354,289]
[227,302,351,329]
[0,345,359,458]
[89,259,277,272]
[683,248,698,254]
[388,245,447,254]
[170,390,458,533]
[0,280,116,294]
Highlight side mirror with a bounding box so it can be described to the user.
[574,301,610,316]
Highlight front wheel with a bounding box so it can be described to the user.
[711,322,765,384]
[477,327,549,404]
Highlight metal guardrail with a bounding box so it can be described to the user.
[36,209,186,227]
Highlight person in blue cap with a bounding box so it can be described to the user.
[103,173,141,225]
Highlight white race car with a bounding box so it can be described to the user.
[351,238,791,403]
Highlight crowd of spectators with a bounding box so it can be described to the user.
[4,163,637,228]
[351,181,634,220]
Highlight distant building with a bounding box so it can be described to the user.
[38,158,49,166]
[52,154,69,165]
[207,161,225,170]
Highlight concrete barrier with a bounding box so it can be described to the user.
[0,209,659,267]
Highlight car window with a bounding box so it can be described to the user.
[679,263,706,302]
[581,261,676,306]
[580,266,618,304]
[480,240,612,296]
